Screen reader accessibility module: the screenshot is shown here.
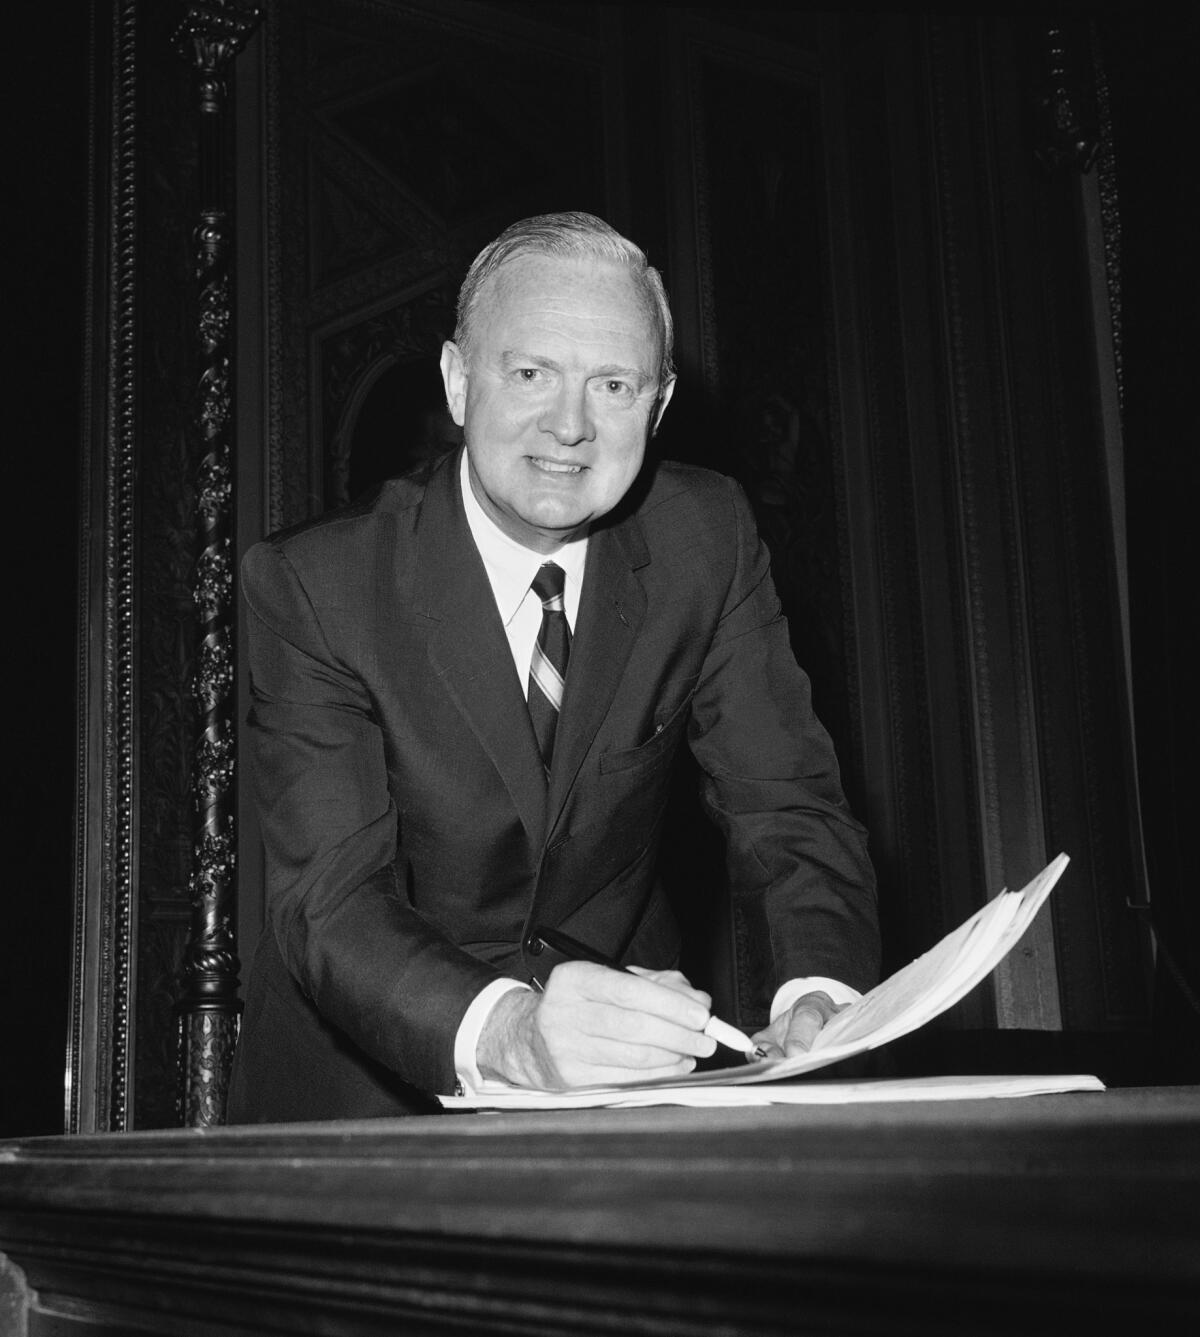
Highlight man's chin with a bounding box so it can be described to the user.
[520,494,603,532]
[527,517,592,549]
[489,503,588,552]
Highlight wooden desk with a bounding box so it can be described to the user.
[2,1087,1198,1335]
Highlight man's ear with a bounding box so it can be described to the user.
[440,340,468,427]
[650,374,676,437]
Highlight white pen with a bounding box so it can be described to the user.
[703,1014,770,1061]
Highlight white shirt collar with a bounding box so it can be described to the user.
[459,449,588,626]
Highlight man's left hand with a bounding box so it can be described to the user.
[751,990,847,1059]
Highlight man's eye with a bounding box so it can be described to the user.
[516,367,544,383]
[600,379,634,399]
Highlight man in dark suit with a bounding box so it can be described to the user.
[227,212,879,1122]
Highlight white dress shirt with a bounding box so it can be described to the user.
[451,450,858,1093]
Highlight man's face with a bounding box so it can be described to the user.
[440,253,674,553]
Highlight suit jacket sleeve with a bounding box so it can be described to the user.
[242,538,502,1096]
[686,476,880,1007]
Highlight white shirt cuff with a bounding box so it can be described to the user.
[770,976,862,1022]
[453,977,531,1095]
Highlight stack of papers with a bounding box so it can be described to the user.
[440,1073,1103,1111]
[441,854,1103,1111]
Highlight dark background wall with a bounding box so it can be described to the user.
[1100,12,1199,1079]
[2,13,87,1138]
[3,9,1196,1138]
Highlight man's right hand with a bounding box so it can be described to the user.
[475,962,717,1090]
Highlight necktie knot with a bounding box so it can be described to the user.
[532,563,566,606]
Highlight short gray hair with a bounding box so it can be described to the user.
[453,211,675,383]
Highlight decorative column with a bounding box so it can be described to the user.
[174,0,262,1128]
[1031,20,1100,174]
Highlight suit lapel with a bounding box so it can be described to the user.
[546,513,649,833]
[409,453,548,853]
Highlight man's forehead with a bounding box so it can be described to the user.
[477,253,662,355]
[485,253,648,313]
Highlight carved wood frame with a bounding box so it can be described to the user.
[69,0,140,1134]
[70,0,262,1133]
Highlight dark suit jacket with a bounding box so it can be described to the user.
[227,449,878,1122]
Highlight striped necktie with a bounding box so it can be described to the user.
[528,562,571,772]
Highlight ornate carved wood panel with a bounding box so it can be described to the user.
[263,0,612,531]
[130,5,202,1128]
[73,0,260,1131]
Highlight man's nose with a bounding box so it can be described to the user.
[539,379,595,446]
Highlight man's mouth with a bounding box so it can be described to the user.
[529,457,584,474]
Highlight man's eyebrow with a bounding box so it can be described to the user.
[500,349,562,371]
[593,363,650,384]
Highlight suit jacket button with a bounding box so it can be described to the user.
[526,935,544,956]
